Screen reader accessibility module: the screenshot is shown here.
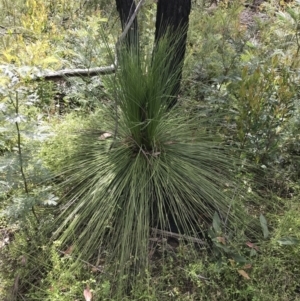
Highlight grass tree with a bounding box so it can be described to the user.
[53,31,249,298]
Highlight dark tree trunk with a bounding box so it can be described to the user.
[154,0,192,108]
[115,0,138,48]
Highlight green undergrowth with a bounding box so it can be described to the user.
[2,198,300,301]
[38,112,92,172]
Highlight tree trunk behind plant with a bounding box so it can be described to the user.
[155,0,192,108]
[115,0,139,48]
[115,0,191,108]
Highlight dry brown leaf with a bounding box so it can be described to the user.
[91,267,99,273]
[216,236,226,244]
[63,245,74,255]
[91,265,104,273]
[84,286,93,301]
[237,269,250,280]
[243,263,252,270]
[245,241,259,251]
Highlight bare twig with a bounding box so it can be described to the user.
[10,92,39,223]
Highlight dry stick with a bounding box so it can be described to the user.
[38,0,146,81]
[150,228,208,246]
[12,92,29,195]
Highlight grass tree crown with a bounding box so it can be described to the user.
[54,32,248,297]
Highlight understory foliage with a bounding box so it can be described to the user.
[0,0,300,300]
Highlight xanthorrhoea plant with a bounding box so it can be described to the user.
[54,33,247,297]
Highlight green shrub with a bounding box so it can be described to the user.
[38,112,91,172]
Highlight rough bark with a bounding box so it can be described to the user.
[154,0,192,108]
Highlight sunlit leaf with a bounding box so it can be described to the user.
[237,269,250,280]
[99,132,113,140]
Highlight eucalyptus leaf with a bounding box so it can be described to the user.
[277,237,300,246]
[213,211,221,234]
[250,248,257,257]
[231,254,248,263]
[260,214,269,239]
[213,242,231,253]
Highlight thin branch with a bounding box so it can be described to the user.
[13,92,28,195]
[11,92,39,223]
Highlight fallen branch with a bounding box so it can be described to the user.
[41,65,115,81]
[150,228,208,246]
